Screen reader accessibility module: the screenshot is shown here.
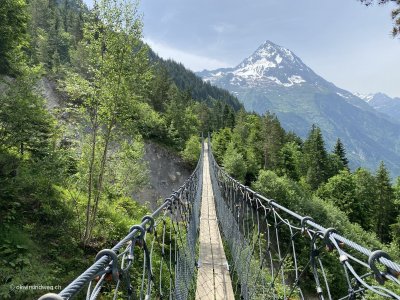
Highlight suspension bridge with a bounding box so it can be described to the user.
[39,138,400,300]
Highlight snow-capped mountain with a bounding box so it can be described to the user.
[198,40,372,112]
[357,92,400,121]
[199,41,315,87]
[197,40,400,176]
[202,42,310,86]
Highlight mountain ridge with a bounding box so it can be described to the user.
[356,92,400,122]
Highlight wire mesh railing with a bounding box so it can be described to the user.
[38,143,203,300]
[208,138,400,300]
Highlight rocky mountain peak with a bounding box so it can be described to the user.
[199,40,318,88]
[238,40,295,68]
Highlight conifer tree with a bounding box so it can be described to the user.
[211,100,224,130]
[303,124,329,190]
[211,128,232,162]
[165,87,199,148]
[278,142,301,181]
[222,104,235,128]
[0,74,53,158]
[261,112,285,170]
[149,65,171,112]
[244,114,263,181]
[194,101,212,134]
[374,161,396,243]
[232,109,247,135]
[333,138,349,170]
[0,0,28,74]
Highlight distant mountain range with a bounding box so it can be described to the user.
[197,40,400,177]
[355,92,400,122]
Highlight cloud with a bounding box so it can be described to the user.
[144,38,229,71]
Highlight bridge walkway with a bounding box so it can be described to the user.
[195,142,234,300]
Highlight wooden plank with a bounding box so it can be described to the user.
[196,143,234,300]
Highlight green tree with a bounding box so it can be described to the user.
[182,135,201,168]
[0,72,54,157]
[164,87,199,148]
[193,101,212,134]
[222,103,235,128]
[353,168,377,231]
[62,0,156,245]
[316,170,358,222]
[302,125,329,190]
[260,112,285,170]
[223,142,247,182]
[149,65,171,112]
[277,141,302,181]
[327,153,345,178]
[374,161,396,243]
[0,0,28,74]
[333,138,349,170]
[243,114,263,181]
[27,0,86,69]
[252,169,309,210]
[391,175,400,243]
[211,128,232,163]
[210,100,224,130]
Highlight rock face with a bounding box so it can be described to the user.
[37,77,62,110]
[132,141,192,210]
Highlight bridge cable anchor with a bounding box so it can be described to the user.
[300,216,314,236]
[95,249,119,282]
[323,228,338,252]
[141,215,155,233]
[368,250,395,285]
[129,225,145,240]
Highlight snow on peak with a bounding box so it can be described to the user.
[232,41,298,79]
[275,54,282,64]
[266,75,305,87]
[354,92,374,102]
[200,40,311,87]
[233,58,276,78]
[258,40,295,61]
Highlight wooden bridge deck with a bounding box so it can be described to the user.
[195,143,234,300]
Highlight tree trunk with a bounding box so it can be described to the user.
[83,109,98,246]
[87,118,115,242]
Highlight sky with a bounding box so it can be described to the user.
[86,0,400,98]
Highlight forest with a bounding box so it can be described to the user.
[0,0,399,299]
